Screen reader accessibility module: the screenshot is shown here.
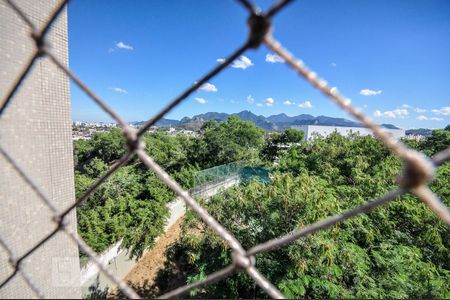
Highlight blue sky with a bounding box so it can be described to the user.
[68,0,450,129]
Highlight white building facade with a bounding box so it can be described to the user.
[291,125,405,141]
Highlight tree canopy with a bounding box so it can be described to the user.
[261,128,305,162]
[189,116,265,168]
[73,120,450,297]
[74,117,266,258]
[171,132,450,298]
[74,129,195,258]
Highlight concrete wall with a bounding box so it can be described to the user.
[0,1,80,298]
[291,125,405,141]
[80,176,241,296]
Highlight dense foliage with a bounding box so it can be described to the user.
[261,128,305,162]
[172,129,450,298]
[74,128,184,258]
[189,116,265,168]
[74,119,265,257]
[74,119,449,297]
[76,167,172,258]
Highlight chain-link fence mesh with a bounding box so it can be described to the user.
[194,162,245,187]
[193,162,271,187]
[192,162,270,198]
[1,0,449,298]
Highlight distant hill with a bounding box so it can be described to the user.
[406,128,433,137]
[180,110,276,131]
[133,110,400,131]
[267,113,315,129]
[381,124,400,130]
[234,111,276,131]
[292,115,358,128]
[131,118,180,127]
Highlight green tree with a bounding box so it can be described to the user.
[261,129,304,162]
[422,129,450,156]
[170,133,450,298]
[74,120,260,258]
[74,128,126,170]
[190,116,264,168]
[281,128,304,143]
[143,131,193,172]
[74,129,191,258]
[260,132,282,162]
[77,167,172,258]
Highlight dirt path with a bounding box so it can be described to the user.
[108,217,185,298]
[126,217,183,285]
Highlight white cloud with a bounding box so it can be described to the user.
[247,95,255,104]
[216,56,254,69]
[373,108,408,119]
[283,100,294,105]
[431,106,450,116]
[330,62,337,67]
[109,41,134,52]
[265,97,275,107]
[431,117,444,122]
[373,111,381,117]
[256,103,263,107]
[195,97,208,104]
[414,108,427,113]
[111,87,128,94]
[231,55,253,69]
[265,53,284,63]
[298,101,312,109]
[416,115,428,121]
[199,82,218,92]
[360,89,382,96]
[402,104,427,113]
[116,41,133,50]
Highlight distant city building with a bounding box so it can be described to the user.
[72,121,117,128]
[72,122,200,140]
[404,134,427,141]
[291,125,405,141]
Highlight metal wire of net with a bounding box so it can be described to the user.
[1,0,449,298]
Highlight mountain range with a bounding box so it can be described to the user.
[132,110,400,131]
[405,128,433,137]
